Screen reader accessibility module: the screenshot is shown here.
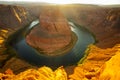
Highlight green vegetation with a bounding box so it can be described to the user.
[77,44,92,64]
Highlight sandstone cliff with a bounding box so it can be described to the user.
[0,5,36,72]
[98,48,120,80]
[60,5,120,48]
[25,5,120,48]
[69,44,120,80]
[26,7,72,55]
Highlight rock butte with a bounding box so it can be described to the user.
[26,7,72,55]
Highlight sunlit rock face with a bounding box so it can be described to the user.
[26,7,72,55]
[69,44,120,80]
[97,50,120,80]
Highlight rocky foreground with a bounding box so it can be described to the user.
[69,44,120,80]
[0,44,120,80]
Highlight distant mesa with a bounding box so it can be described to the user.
[26,7,76,55]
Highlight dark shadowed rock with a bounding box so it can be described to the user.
[26,7,72,55]
[0,5,34,30]
[60,5,120,48]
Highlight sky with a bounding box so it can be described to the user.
[2,0,120,5]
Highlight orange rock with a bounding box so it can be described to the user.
[69,44,120,80]
[26,7,72,55]
[5,69,14,75]
[0,66,67,80]
[98,50,120,80]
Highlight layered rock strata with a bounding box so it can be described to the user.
[26,7,72,55]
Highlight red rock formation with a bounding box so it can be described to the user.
[60,5,120,48]
[26,7,72,55]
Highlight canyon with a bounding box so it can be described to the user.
[0,4,120,79]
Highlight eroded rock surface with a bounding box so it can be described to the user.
[69,44,120,80]
[60,5,120,48]
[98,48,120,80]
[26,7,72,55]
[0,4,36,72]
[0,5,34,30]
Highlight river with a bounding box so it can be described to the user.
[9,20,95,68]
